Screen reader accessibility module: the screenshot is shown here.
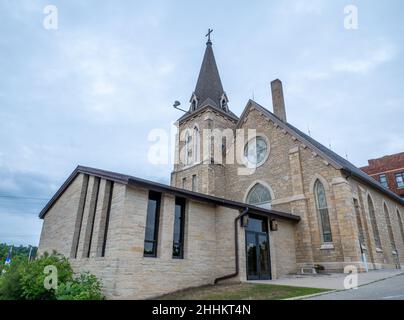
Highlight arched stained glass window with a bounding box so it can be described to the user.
[397,210,404,243]
[384,204,397,253]
[367,195,382,249]
[314,180,333,243]
[184,131,192,165]
[193,126,200,163]
[246,184,272,210]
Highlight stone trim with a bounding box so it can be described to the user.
[331,177,349,185]
[288,146,299,154]
[320,243,335,250]
[272,194,306,205]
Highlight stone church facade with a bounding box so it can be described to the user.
[38,37,404,299]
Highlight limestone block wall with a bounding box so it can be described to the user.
[67,185,243,299]
[270,219,297,278]
[39,173,298,299]
[223,107,346,269]
[219,106,404,272]
[38,173,87,257]
[224,109,294,207]
[171,107,237,197]
[351,179,404,269]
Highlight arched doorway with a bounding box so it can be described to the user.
[245,184,272,280]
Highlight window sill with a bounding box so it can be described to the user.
[376,247,383,253]
[320,243,334,250]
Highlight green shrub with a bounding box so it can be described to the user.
[56,272,104,300]
[0,252,103,300]
[0,259,26,300]
[19,252,73,300]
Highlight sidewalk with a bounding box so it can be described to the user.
[247,269,404,290]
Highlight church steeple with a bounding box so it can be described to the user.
[189,30,230,113]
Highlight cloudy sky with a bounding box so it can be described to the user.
[0,0,403,246]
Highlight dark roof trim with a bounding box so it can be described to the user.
[39,166,300,222]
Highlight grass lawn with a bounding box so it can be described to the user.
[157,283,330,300]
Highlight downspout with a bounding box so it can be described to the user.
[214,208,249,284]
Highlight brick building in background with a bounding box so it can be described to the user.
[361,152,404,199]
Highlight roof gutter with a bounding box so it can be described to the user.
[214,207,249,284]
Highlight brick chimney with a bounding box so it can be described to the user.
[271,79,287,122]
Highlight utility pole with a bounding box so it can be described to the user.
[28,245,33,261]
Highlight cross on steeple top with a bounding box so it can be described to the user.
[205,28,213,43]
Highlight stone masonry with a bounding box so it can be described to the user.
[38,172,298,299]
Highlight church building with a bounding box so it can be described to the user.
[38,34,404,299]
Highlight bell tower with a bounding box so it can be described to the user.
[171,31,238,197]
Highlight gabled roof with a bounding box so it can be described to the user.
[39,165,300,222]
[178,103,239,124]
[240,100,404,205]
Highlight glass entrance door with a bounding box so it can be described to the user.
[246,231,258,279]
[245,215,271,280]
[258,233,271,279]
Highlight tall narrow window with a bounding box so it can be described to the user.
[184,132,192,165]
[246,183,272,209]
[397,210,404,243]
[314,180,332,243]
[192,175,197,192]
[86,177,101,258]
[367,195,382,249]
[101,181,114,257]
[173,197,186,259]
[184,132,189,165]
[193,126,200,163]
[353,199,365,246]
[72,174,89,258]
[182,177,186,189]
[384,204,397,252]
[144,191,161,257]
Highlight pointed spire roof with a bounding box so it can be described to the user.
[193,39,225,109]
[178,32,238,123]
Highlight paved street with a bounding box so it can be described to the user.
[307,273,404,300]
